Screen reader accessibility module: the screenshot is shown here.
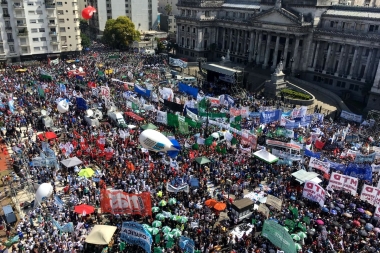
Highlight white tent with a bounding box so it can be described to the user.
[34,183,53,208]
[253,150,279,164]
[85,225,117,245]
[291,170,322,184]
[60,157,82,168]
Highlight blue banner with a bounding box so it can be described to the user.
[60,83,66,93]
[76,97,88,110]
[282,111,292,117]
[354,153,376,163]
[344,163,372,183]
[54,196,64,208]
[249,112,261,118]
[179,236,195,253]
[328,160,346,172]
[178,83,199,98]
[8,99,14,113]
[134,84,151,98]
[120,222,152,253]
[260,110,282,124]
[304,149,321,159]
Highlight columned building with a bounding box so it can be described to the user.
[175,0,380,109]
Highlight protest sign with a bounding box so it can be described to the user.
[302,181,326,207]
[308,157,330,174]
[360,184,380,206]
[340,110,362,123]
[101,190,152,216]
[258,203,270,218]
[327,172,358,195]
[266,195,283,211]
[166,183,190,193]
[374,205,380,218]
[120,222,152,253]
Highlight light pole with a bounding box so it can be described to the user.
[290,58,294,76]
[205,99,211,138]
[254,51,258,67]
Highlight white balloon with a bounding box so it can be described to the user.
[35,183,53,207]
[139,129,179,153]
[57,99,69,113]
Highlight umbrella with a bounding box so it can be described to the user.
[171,228,182,237]
[164,233,174,240]
[213,202,227,211]
[337,203,345,208]
[179,216,188,223]
[152,220,162,227]
[157,191,163,198]
[159,200,167,206]
[332,221,340,227]
[74,204,95,215]
[142,224,151,230]
[343,223,351,229]
[352,220,361,227]
[335,207,341,212]
[359,229,368,237]
[316,220,324,225]
[168,198,177,205]
[205,199,217,207]
[150,227,160,235]
[342,213,352,218]
[295,243,302,251]
[156,213,165,220]
[357,208,365,213]
[321,207,329,213]
[141,123,157,130]
[171,215,180,221]
[373,227,380,233]
[78,168,95,178]
[359,219,367,224]
[152,207,160,213]
[291,234,301,241]
[307,229,315,235]
[365,210,372,215]
[330,209,338,216]
[162,226,172,233]
[283,227,289,231]
[365,223,374,231]
[195,156,211,165]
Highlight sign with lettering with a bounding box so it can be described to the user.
[266,139,301,151]
[260,110,282,124]
[327,172,358,196]
[308,157,330,174]
[374,205,380,218]
[120,222,152,253]
[360,184,380,206]
[340,110,362,123]
[302,181,326,207]
[266,195,283,211]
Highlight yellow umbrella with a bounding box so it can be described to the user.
[157,191,163,198]
[16,69,27,72]
[78,168,95,178]
[96,64,104,67]
[365,210,372,215]
[105,69,113,74]
[66,60,75,63]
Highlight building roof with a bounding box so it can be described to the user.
[325,9,380,19]
[232,198,254,210]
[221,3,260,9]
[202,63,242,76]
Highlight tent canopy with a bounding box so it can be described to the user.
[125,111,144,121]
[291,170,322,184]
[60,157,82,168]
[253,150,279,164]
[141,123,157,130]
[85,225,117,245]
[195,157,211,165]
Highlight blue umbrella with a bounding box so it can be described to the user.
[322,207,329,213]
[330,209,338,215]
[335,207,341,212]
[365,223,374,232]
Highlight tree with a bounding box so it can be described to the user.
[155,38,165,53]
[103,16,140,49]
[81,33,91,48]
[79,19,89,33]
[164,4,172,15]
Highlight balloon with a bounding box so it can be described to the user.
[139,129,181,157]
[34,183,53,207]
[57,99,69,113]
[81,6,96,20]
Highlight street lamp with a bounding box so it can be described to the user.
[254,51,258,66]
[204,99,211,138]
[290,58,294,75]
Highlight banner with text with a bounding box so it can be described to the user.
[302,181,326,207]
[309,157,330,174]
[120,222,152,253]
[327,172,358,195]
[340,110,362,123]
[101,190,152,216]
[360,184,380,206]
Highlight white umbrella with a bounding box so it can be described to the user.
[127,125,137,129]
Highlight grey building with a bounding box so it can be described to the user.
[175,0,380,110]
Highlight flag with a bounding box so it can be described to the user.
[178,120,189,134]
[38,86,45,98]
[59,83,66,93]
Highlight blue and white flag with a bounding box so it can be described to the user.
[134,84,151,98]
[8,99,14,113]
[260,110,281,124]
[59,83,66,94]
[54,195,64,208]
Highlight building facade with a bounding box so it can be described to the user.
[87,0,158,34]
[175,0,380,110]
[0,0,81,63]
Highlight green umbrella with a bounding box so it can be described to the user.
[283,226,289,231]
[162,226,172,233]
[152,220,162,227]
[168,198,177,205]
[298,231,307,239]
[171,228,182,237]
[192,143,199,150]
[150,227,160,235]
[291,234,301,241]
[142,224,151,230]
[179,216,188,223]
[152,206,160,213]
[171,215,180,221]
[295,243,302,251]
[159,200,167,206]
[141,123,158,130]
[156,213,165,220]
[164,233,174,240]
[195,156,211,165]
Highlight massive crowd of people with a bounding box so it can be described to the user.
[0,45,379,253]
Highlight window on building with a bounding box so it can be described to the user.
[225,11,229,17]
[61,36,67,42]
[349,83,354,90]
[9,45,14,53]
[193,28,195,33]
[186,38,189,46]
[40,37,46,41]
[34,47,40,51]
[187,27,190,32]
[107,10,111,13]
[39,28,45,32]
[57,2,63,5]
[205,11,210,17]
[36,10,42,14]
[125,4,128,7]
[57,10,63,15]
[233,12,236,18]
[32,37,39,42]
[369,25,379,32]
[204,40,207,49]
[125,10,129,13]
[31,28,38,33]
[30,19,36,24]
[181,37,184,45]
[59,27,65,32]
[41,46,47,50]
[59,19,64,23]
[27,2,33,6]
[365,48,370,56]
[186,10,191,16]
[181,26,184,31]
[205,28,208,33]
[38,19,44,23]
[354,85,359,91]
[299,40,303,47]
[106,4,110,7]
[192,39,195,48]
[330,21,334,27]
[28,11,34,14]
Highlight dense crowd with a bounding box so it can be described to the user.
[0,45,379,253]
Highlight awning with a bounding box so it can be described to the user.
[291,170,322,184]
[253,150,279,164]
[85,225,117,245]
[125,111,144,121]
[202,63,242,76]
[60,157,82,168]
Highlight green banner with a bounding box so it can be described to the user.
[167,113,179,127]
[262,220,296,253]
[178,120,189,134]
[185,117,201,128]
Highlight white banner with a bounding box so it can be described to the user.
[156,110,167,125]
[272,149,302,161]
[166,183,189,193]
[308,157,330,174]
[302,181,326,207]
[374,205,380,218]
[186,109,198,121]
[241,106,250,118]
[327,172,358,195]
[340,110,362,123]
[292,106,307,118]
[360,184,380,206]
[100,86,110,98]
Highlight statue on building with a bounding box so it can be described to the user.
[299,13,304,23]
[226,49,230,61]
[274,61,284,75]
[275,0,282,9]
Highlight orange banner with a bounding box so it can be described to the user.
[100,189,152,216]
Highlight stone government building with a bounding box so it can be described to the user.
[175,0,380,110]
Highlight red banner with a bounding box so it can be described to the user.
[100,190,152,216]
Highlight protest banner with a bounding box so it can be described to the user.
[265,195,283,210]
[266,139,301,151]
[101,190,152,216]
[258,203,270,218]
[327,172,358,196]
[360,184,380,206]
[308,157,330,174]
[302,181,326,207]
[166,183,190,193]
[120,222,152,253]
[340,110,362,123]
[374,205,380,218]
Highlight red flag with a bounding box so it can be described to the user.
[88,81,96,88]
[96,136,106,150]
[314,139,325,150]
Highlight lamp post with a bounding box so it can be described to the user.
[290,58,294,75]
[254,51,258,66]
[205,99,211,138]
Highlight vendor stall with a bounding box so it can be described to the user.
[231,198,255,223]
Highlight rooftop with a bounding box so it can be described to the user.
[221,3,260,9]
[325,9,380,19]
